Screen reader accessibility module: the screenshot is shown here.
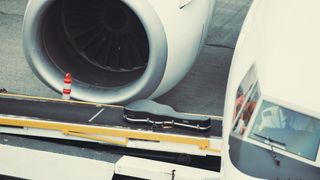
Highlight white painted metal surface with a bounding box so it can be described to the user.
[115,156,220,180]
[0,143,221,180]
[148,0,216,98]
[0,144,115,180]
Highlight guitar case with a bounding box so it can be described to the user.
[123,100,211,131]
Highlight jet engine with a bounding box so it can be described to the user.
[23,0,215,104]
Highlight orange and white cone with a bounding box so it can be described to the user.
[62,73,72,100]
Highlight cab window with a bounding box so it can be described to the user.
[233,83,260,135]
[249,101,320,161]
[232,64,260,136]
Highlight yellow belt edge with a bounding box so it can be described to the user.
[0,116,221,153]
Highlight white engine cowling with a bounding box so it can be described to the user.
[23,0,216,104]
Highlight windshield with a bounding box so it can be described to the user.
[249,101,320,161]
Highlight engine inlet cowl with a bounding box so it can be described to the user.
[23,0,168,104]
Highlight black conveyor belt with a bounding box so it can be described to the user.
[0,95,222,138]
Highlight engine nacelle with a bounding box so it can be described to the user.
[23,0,215,104]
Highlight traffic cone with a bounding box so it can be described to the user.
[62,73,72,100]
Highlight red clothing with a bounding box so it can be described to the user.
[234,95,245,120]
[243,101,256,121]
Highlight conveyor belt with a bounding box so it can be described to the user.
[0,94,222,138]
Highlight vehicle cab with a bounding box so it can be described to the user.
[221,0,320,179]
